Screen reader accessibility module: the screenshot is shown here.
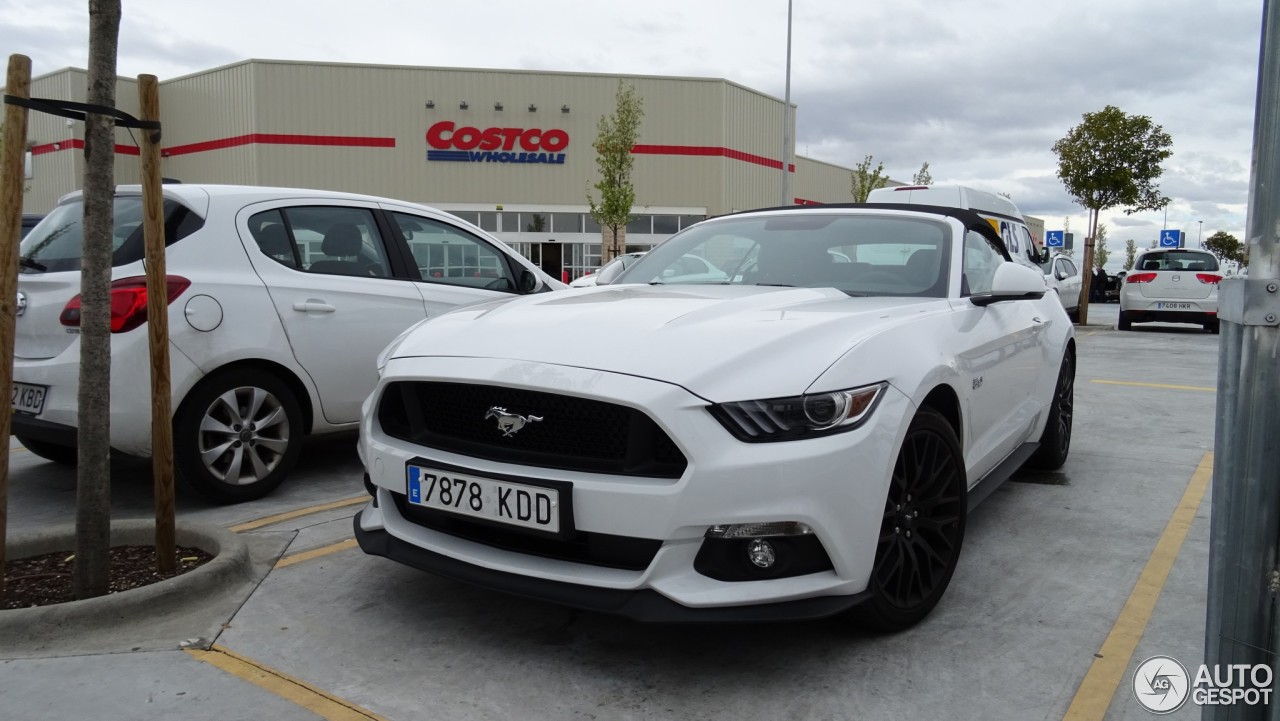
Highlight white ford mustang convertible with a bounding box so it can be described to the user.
[355,203,1075,629]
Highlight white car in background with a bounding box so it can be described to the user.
[14,184,562,503]
[1039,252,1083,321]
[356,203,1075,629]
[1119,247,1221,332]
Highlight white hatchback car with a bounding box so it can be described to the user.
[1119,248,1221,332]
[14,184,562,503]
[1038,252,1083,321]
[356,204,1075,628]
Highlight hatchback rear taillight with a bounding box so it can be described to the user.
[1125,272,1158,284]
[1196,273,1223,284]
[59,275,191,333]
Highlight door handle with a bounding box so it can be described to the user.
[292,300,336,313]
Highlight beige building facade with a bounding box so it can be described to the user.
[20,59,1039,279]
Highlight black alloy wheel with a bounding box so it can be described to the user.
[1028,351,1074,470]
[854,408,966,631]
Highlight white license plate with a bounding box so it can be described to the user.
[406,465,561,533]
[1156,302,1193,310]
[12,382,47,415]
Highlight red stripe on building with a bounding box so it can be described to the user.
[31,139,140,156]
[631,144,795,172]
[162,133,396,157]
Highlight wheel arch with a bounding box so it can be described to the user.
[918,383,963,449]
[176,359,316,434]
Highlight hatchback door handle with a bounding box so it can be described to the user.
[292,300,336,313]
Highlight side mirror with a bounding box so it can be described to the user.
[594,260,626,286]
[970,263,1047,306]
[518,269,538,293]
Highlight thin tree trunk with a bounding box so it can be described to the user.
[73,0,121,600]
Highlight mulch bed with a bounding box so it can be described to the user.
[3,545,213,610]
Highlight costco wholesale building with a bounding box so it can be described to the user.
[19,59,1043,280]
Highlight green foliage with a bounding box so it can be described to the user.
[911,161,932,185]
[1125,239,1138,270]
[1203,230,1248,267]
[587,81,644,259]
[1052,105,1173,216]
[1094,223,1110,269]
[850,155,889,202]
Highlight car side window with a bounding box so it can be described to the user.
[390,212,516,292]
[249,206,392,277]
[1062,258,1078,277]
[963,231,1005,295]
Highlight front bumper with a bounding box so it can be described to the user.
[358,356,913,617]
[354,506,869,623]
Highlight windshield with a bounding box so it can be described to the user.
[613,213,953,297]
[19,195,205,273]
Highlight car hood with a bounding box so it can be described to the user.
[389,284,949,401]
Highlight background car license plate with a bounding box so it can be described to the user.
[1156,302,1193,310]
[407,465,560,533]
[12,382,47,415]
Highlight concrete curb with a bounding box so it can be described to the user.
[0,518,252,646]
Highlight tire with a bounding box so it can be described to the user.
[1205,321,1220,334]
[174,368,305,504]
[1067,305,1079,323]
[1027,351,1074,470]
[853,408,967,631]
[15,435,78,465]
[1118,311,1132,331]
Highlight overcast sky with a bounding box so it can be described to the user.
[3,0,1265,267]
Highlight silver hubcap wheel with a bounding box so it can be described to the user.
[196,385,291,485]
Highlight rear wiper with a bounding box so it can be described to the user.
[19,257,46,272]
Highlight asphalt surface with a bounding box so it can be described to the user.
[0,302,1229,720]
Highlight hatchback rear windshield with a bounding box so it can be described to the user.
[19,196,205,273]
[1134,251,1219,272]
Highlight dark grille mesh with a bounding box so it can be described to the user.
[378,381,687,478]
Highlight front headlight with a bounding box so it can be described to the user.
[708,382,887,442]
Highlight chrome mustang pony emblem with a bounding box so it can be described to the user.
[485,406,543,437]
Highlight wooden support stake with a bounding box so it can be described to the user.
[0,54,33,603]
[138,74,175,572]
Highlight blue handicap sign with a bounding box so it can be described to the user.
[1160,230,1181,248]
[1046,230,1064,248]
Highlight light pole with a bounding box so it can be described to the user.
[1198,220,1203,247]
[780,0,793,206]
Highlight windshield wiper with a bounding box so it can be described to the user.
[19,257,46,272]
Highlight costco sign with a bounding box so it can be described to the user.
[426,121,568,164]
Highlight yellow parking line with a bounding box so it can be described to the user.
[1091,379,1216,392]
[1061,453,1213,721]
[186,645,388,721]
[229,496,367,533]
[275,538,359,568]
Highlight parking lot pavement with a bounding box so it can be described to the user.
[1,318,1224,721]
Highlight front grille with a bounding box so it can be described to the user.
[392,492,661,571]
[377,381,687,478]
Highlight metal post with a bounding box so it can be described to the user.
[780,0,793,206]
[1203,1,1280,719]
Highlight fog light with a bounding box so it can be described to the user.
[747,539,776,568]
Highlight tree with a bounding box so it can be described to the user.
[850,155,889,202]
[1203,231,1247,268]
[1093,223,1110,269]
[912,161,932,185]
[74,0,122,599]
[1052,105,1173,325]
[1125,239,1138,270]
[588,80,643,263]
